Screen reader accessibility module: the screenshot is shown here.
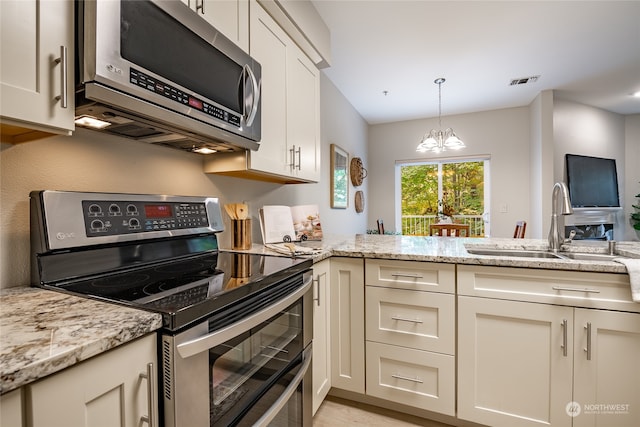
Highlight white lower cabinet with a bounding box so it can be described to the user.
[572,308,640,427]
[364,259,456,416]
[458,296,574,427]
[312,259,331,415]
[458,265,640,427]
[329,257,365,394]
[28,334,158,427]
[366,341,455,416]
[0,388,23,427]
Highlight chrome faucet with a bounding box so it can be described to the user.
[548,182,574,252]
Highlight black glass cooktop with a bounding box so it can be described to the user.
[48,251,312,331]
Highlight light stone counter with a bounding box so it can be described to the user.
[0,287,162,394]
[230,234,640,275]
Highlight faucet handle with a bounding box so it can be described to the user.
[565,229,577,243]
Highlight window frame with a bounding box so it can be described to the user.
[395,156,491,236]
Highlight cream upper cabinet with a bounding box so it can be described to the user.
[0,0,74,140]
[180,0,249,51]
[312,259,331,415]
[330,257,365,393]
[204,0,320,183]
[28,334,158,427]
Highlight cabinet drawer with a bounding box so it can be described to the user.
[458,265,638,313]
[365,341,455,416]
[366,286,455,354]
[365,259,455,293]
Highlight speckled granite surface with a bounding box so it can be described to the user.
[0,287,162,394]
[3,235,638,395]
[235,234,640,274]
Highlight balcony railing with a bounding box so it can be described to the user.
[402,215,485,237]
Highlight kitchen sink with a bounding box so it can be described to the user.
[556,252,620,261]
[465,248,624,261]
[465,249,563,258]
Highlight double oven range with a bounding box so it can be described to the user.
[30,190,313,427]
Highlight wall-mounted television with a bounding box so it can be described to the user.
[565,154,620,208]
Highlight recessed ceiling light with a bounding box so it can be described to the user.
[632,91,640,98]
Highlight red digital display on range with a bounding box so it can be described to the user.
[188,97,203,110]
[145,204,172,218]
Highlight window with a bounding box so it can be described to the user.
[396,157,490,237]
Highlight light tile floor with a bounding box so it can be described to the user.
[313,396,454,427]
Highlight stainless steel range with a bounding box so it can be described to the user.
[30,190,313,427]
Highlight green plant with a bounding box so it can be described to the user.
[632,187,640,231]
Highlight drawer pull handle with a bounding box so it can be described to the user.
[552,286,601,294]
[139,363,156,427]
[390,273,423,279]
[391,373,423,384]
[391,316,423,324]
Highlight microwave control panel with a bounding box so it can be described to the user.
[82,200,209,237]
[129,68,242,128]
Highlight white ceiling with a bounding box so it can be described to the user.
[311,0,640,125]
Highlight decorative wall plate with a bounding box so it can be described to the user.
[350,157,367,187]
[355,190,364,213]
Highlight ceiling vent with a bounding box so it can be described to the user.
[509,75,540,86]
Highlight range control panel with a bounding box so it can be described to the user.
[82,200,209,237]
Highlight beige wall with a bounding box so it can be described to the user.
[0,75,368,288]
[367,107,531,238]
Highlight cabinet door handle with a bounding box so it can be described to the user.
[139,363,157,427]
[289,145,296,169]
[390,273,423,279]
[54,46,68,108]
[313,272,325,306]
[584,322,592,361]
[391,316,423,324]
[391,373,423,384]
[561,319,568,357]
[552,286,600,294]
[196,0,204,14]
[295,146,301,170]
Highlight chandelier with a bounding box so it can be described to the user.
[416,78,465,153]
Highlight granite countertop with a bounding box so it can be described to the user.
[0,287,163,394]
[3,235,638,395]
[243,234,640,274]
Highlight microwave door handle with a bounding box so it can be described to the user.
[243,64,260,126]
[176,275,312,358]
[252,345,312,427]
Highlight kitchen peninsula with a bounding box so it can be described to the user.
[2,234,639,427]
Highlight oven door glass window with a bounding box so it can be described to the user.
[210,301,304,426]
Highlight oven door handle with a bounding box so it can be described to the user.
[253,345,312,427]
[176,275,312,358]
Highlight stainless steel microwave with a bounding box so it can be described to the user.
[75,0,261,154]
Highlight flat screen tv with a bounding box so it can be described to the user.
[565,154,620,208]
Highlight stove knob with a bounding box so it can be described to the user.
[127,204,138,215]
[109,204,121,215]
[129,218,140,229]
[91,219,104,231]
[88,204,102,216]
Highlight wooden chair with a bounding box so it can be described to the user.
[513,221,527,238]
[429,223,470,237]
